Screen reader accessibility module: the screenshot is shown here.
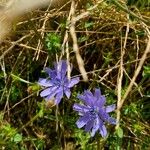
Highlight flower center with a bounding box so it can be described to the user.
[89,106,99,119]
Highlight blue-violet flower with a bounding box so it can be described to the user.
[73,88,116,137]
[38,60,79,104]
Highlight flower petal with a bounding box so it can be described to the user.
[85,90,94,98]
[76,113,90,128]
[40,86,58,97]
[64,89,71,98]
[107,117,117,125]
[55,86,63,94]
[77,90,94,106]
[85,120,94,132]
[56,60,67,79]
[85,90,95,106]
[94,88,101,98]
[96,95,106,107]
[68,77,80,88]
[91,117,100,137]
[44,67,57,79]
[77,94,86,101]
[38,78,53,87]
[40,88,52,97]
[105,104,116,113]
[100,125,107,137]
[99,109,109,122]
[73,104,90,114]
[55,90,64,104]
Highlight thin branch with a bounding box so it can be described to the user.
[69,0,88,81]
[118,36,150,110]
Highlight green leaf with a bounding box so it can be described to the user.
[45,33,61,53]
[78,36,88,43]
[142,66,150,77]
[116,127,123,138]
[13,134,22,143]
[38,109,44,118]
[84,22,94,28]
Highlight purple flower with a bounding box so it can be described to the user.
[73,88,116,137]
[38,60,79,104]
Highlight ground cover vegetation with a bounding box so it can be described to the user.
[0,0,150,149]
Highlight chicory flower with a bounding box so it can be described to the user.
[38,60,79,104]
[73,88,116,137]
